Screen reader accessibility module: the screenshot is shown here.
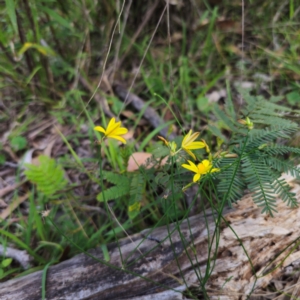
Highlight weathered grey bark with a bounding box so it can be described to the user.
[1,172,300,300]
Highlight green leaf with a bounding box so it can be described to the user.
[212,103,238,132]
[286,91,300,106]
[196,96,210,113]
[10,136,27,151]
[128,202,140,220]
[24,155,67,197]
[1,258,12,268]
[129,173,145,204]
[96,171,131,202]
[242,154,277,216]
[97,185,129,202]
[101,171,129,186]
[154,172,170,185]
[152,145,170,159]
[5,0,18,34]
[208,124,227,143]
[213,88,300,215]
[217,157,245,205]
[39,6,73,30]
[0,154,5,165]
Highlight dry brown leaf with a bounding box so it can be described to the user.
[0,182,24,198]
[0,193,29,220]
[0,199,8,208]
[127,152,152,172]
[28,118,57,140]
[3,145,19,162]
[21,149,37,166]
[127,152,168,172]
[216,20,242,34]
[20,134,59,167]
[31,153,44,166]
[227,45,244,57]
[121,130,134,142]
[120,110,135,120]
[43,137,57,157]
[21,149,44,167]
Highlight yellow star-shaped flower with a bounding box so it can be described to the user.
[181,130,206,160]
[182,159,220,182]
[94,118,128,144]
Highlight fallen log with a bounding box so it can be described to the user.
[1,171,300,300]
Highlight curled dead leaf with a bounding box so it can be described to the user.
[127,152,168,172]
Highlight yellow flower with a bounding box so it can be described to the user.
[94,118,128,144]
[181,130,206,160]
[182,159,220,182]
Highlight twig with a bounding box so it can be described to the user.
[0,245,32,269]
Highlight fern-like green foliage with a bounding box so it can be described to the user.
[129,173,145,204]
[242,154,278,214]
[97,171,130,202]
[128,173,145,219]
[24,155,67,197]
[97,170,146,219]
[217,157,245,206]
[213,89,300,216]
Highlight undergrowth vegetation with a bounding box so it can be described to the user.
[1,0,300,299]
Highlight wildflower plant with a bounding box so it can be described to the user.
[95,90,300,223]
[158,129,220,193]
[90,92,300,300]
[5,1,300,297]
[21,92,300,299]
[211,89,300,216]
[91,101,300,300]
[158,129,207,160]
[94,118,147,220]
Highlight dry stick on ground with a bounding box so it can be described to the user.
[0,245,32,269]
[1,171,300,299]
